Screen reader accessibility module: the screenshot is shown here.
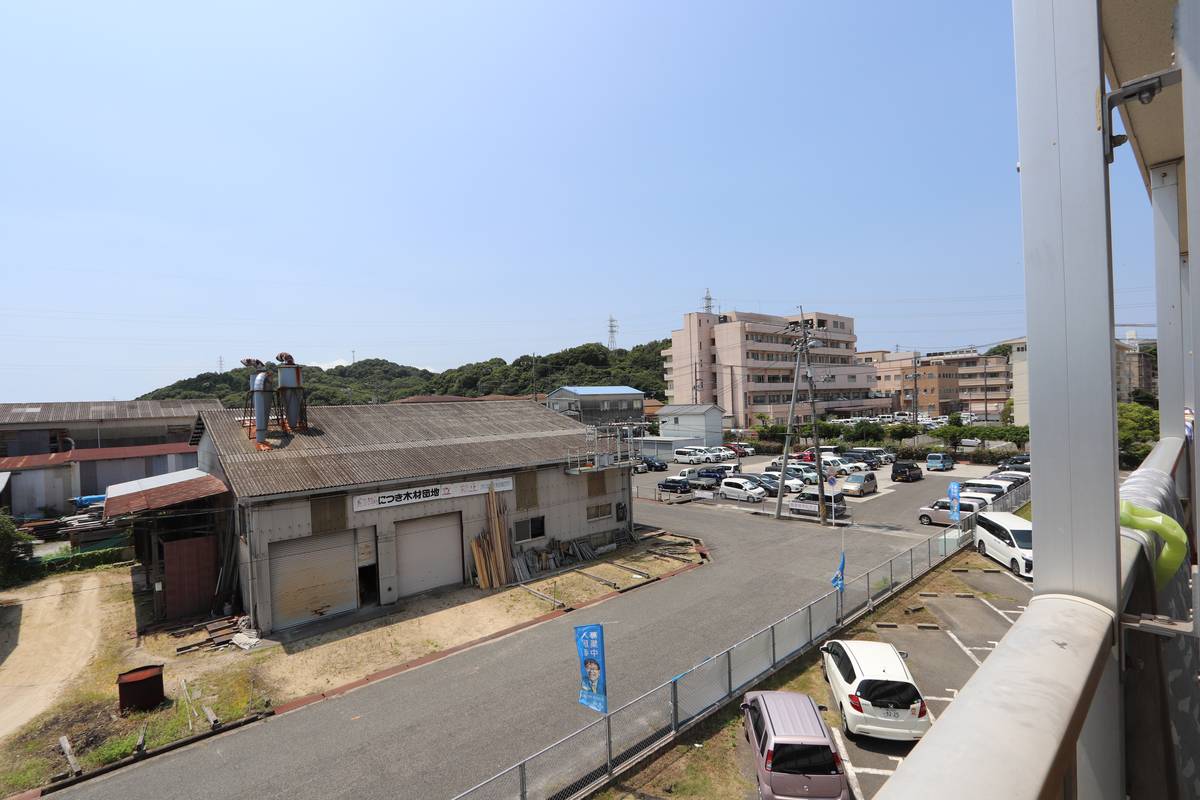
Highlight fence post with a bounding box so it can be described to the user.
[866,569,873,609]
[770,624,777,665]
[606,715,613,777]
[807,604,813,645]
[726,649,734,696]
[927,535,932,566]
[671,679,679,732]
[909,547,914,581]
[519,762,527,800]
[888,559,894,594]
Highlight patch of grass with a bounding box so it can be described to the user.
[1014,502,1032,521]
[82,731,139,768]
[0,755,54,796]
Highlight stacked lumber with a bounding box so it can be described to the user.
[175,617,239,654]
[471,486,513,588]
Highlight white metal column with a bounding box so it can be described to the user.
[1152,162,1184,439]
[1182,0,1200,547]
[1012,1,1122,797]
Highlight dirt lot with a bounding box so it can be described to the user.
[0,572,115,740]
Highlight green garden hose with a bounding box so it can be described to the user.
[1118,500,1189,590]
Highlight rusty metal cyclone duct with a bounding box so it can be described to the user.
[276,352,303,432]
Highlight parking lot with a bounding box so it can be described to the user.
[830,559,1032,797]
[633,453,1000,534]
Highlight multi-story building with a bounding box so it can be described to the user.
[925,348,1013,421]
[545,386,645,426]
[858,350,960,416]
[662,311,889,428]
[1114,332,1157,403]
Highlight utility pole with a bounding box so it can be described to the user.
[982,353,990,424]
[774,310,828,524]
[910,352,919,420]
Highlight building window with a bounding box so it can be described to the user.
[514,516,546,542]
[673,416,680,424]
[601,400,610,410]
[515,470,539,511]
[587,503,613,521]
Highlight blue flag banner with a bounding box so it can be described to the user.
[831,551,845,592]
[948,481,961,522]
[575,624,607,714]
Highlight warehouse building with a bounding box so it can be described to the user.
[545,386,645,426]
[0,399,220,456]
[199,400,634,633]
[0,442,199,518]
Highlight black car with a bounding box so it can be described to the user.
[657,477,692,494]
[999,454,1031,471]
[891,461,923,482]
[641,456,668,471]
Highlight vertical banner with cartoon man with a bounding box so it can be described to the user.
[575,624,607,714]
[948,481,961,522]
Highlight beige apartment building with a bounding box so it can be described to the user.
[924,348,1013,421]
[857,350,961,416]
[662,311,890,428]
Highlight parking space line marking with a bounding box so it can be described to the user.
[887,756,903,764]
[829,728,867,798]
[945,630,983,667]
[966,645,994,651]
[947,688,958,698]
[1001,571,1033,590]
[978,596,1016,625]
[924,696,955,701]
[853,767,897,776]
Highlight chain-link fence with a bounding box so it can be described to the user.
[453,481,1030,800]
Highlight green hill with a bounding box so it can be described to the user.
[138,340,669,407]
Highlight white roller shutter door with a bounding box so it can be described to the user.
[269,531,358,630]
[394,513,463,597]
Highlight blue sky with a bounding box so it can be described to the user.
[0,1,1155,401]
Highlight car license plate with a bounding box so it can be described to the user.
[882,709,901,719]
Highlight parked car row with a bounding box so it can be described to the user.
[741,637,932,800]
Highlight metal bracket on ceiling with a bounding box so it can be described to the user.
[1103,67,1182,164]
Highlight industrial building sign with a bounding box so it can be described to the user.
[353,477,514,512]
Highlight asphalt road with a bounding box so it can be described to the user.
[60,462,988,800]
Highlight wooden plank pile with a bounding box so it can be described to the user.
[470,486,513,589]
[174,616,239,654]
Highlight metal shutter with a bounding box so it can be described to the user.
[394,513,463,597]
[268,531,358,630]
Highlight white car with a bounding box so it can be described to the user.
[974,511,1033,578]
[820,639,931,741]
[959,491,993,508]
[714,447,737,461]
[673,448,706,464]
[760,470,808,492]
[821,456,863,475]
[702,447,728,462]
[719,478,766,503]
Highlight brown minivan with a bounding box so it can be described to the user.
[741,690,850,800]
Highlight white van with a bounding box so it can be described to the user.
[673,448,705,464]
[974,511,1033,577]
[877,414,895,424]
[719,478,766,503]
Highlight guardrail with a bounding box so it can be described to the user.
[452,480,1031,800]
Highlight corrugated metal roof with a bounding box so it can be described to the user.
[104,468,228,518]
[551,386,644,396]
[658,404,723,415]
[201,401,597,499]
[0,442,197,472]
[0,400,221,425]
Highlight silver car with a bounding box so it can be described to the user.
[918,497,985,526]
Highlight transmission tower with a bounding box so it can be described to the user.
[703,288,714,314]
[607,315,618,350]
[218,356,224,373]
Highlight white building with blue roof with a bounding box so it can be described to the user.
[546,386,645,426]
